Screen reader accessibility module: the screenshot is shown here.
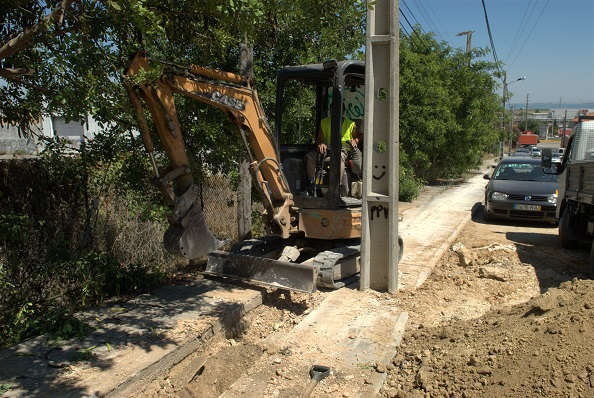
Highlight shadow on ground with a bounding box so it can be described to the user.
[470,202,590,294]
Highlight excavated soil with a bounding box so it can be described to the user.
[128,185,594,398]
[382,215,594,398]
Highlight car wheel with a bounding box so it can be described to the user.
[590,239,594,278]
[559,209,579,249]
[483,203,493,222]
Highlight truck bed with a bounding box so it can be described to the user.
[566,162,594,204]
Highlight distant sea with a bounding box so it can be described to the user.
[509,102,594,110]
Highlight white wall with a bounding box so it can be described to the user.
[1,114,102,155]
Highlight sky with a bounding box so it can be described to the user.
[400,0,594,107]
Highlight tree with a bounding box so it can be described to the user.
[399,26,501,182]
[0,1,366,170]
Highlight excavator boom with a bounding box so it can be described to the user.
[124,51,296,261]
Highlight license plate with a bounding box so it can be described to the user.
[514,204,541,211]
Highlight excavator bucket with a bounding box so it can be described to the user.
[163,209,226,259]
[205,251,317,293]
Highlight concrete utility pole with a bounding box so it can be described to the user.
[362,0,400,293]
[562,110,567,147]
[500,74,526,158]
[500,73,507,159]
[508,105,515,155]
[525,94,529,132]
[237,40,253,241]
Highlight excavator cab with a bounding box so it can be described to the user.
[274,60,366,212]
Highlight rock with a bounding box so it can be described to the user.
[414,366,431,389]
[478,266,507,281]
[531,295,557,312]
[546,325,563,335]
[451,242,477,267]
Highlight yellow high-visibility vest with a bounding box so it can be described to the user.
[320,117,355,148]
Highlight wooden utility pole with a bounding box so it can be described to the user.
[456,30,474,54]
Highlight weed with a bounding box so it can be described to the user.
[0,384,12,394]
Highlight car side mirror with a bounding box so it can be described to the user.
[541,148,552,168]
[483,173,491,180]
[541,148,558,175]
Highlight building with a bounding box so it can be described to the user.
[0,115,101,156]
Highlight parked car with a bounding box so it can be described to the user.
[558,147,565,160]
[531,147,542,157]
[513,147,531,156]
[483,157,559,223]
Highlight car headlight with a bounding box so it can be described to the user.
[490,192,508,201]
[548,190,558,204]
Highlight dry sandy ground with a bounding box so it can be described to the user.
[382,213,594,398]
[122,184,594,398]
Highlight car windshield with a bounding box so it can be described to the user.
[494,162,559,182]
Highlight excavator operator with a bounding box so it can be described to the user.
[304,103,362,197]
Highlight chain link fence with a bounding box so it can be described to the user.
[201,172,239,242]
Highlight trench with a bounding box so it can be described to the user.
[169,339,266,398]
[118,289,322,398]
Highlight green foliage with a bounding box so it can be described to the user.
[399,27,501,182]
[521,119,542,135]
[0,148,173,349]
[399,152,423,202]
[1,0,366,173]
[0,213,29,246]
[0,384,11,395]
[2,303,89,348]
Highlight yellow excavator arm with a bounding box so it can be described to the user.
[124,51,294,259]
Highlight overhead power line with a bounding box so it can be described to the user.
[400,8,432,53]
[401,0,425,34]
[422,0,452,43]
[507,0,550,69]
[409,0,446,43]
[504,0,534,63]
[481,0,499,66]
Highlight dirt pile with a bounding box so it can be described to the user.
[384,279,594,398]
[381,216,594,398]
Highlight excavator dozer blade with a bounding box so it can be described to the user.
[163,210,226,259]
[205,251,317,293]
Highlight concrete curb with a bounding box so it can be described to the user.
[106,291,264,397]
[412,211,473,289]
